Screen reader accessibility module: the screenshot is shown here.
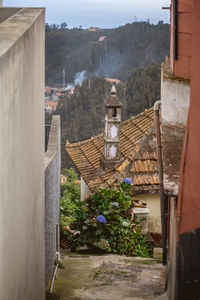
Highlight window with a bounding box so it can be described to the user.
[173,0,178,60]
[112,108,117,117]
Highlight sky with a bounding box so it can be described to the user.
[3,0,170,28]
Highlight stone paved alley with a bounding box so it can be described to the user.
[47,250,168,300]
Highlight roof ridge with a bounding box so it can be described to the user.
[121,107,154,126]
[67,146,99,186]
[66,132,103,148]
[66,107,154,148]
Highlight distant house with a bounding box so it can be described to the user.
[88,26,100,31]
[66,87,161,236]
[45,101,58,112]
[60,174,67,184]
[45,86,57,97]
[99,36,107,42]
[55,92,62,97]
[56,87,66,92]
[105,77,121,84]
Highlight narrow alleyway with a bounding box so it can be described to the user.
[47,249,167,300]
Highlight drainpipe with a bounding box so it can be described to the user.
[154,100,167,265]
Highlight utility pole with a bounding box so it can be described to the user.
[63,68,65,89]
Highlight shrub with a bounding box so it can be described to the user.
[60,172,149,257]
[70,185,149,257]
[60,168,81,230]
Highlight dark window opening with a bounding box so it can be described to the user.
[173,0,178,60]
[112,108,117,117]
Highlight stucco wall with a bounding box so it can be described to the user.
[161,63,190,127]
[0,8,45,300]
[161,62,190,195]
[45,115,61,284]
[81,176,91,201]
[135,194,161,234]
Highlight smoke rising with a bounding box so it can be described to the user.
[65,70,88,90]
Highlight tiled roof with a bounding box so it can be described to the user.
[45,101,58,107]
[105,78,121,84]
[66,107,159,194]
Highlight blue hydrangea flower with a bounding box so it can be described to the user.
[111,202,119,207]
[123,177,133,185]
[96,215,107,223]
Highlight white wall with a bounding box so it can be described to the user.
[161,63,190,126]
[135,193,161,234]
[81,176,91,201]
[0,8,45,300]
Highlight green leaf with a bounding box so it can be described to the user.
[96,229,103,235]
[103,210,110,215]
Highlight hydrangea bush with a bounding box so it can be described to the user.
[65,179,149,257]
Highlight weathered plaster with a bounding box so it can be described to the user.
[161,62,190,126]
[161,62,190,195]
[81,176,91,201]
[135,194,161,234]
[44,115,61,284]
[0,8,45,300]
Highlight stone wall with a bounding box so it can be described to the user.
[0,8,45,300]
[45,115,61,284]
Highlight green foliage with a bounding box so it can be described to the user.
[63,184,149,257]
[115,226,148,257]
[125,62,161,116]
[60,168,81,229]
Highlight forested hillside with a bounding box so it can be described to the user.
[45,21,169,85]
[53,62,161,168]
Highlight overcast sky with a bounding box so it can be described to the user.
[3,0,170,28]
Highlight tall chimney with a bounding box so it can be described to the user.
[100,85,122,170]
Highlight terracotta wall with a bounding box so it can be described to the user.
[178,0,200,234]
[171,0,193,79]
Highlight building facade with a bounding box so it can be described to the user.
[159,1,200,299]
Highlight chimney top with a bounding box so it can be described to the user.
[105,85,122,108]
[111,85,116,94]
